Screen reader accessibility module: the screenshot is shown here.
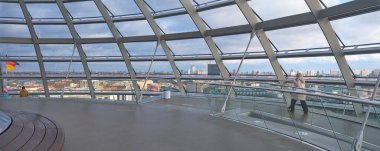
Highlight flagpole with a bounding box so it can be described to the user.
[4,50,7,95]
[0,50,4,95]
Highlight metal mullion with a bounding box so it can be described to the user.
[156,23,166,34]
[134,0,187,95]
[305,0,363,115]
[268,39,279,52]
[102,3,115,17]
[142,0,156,14]
[93,0,142,101]
[166,45,175,56]
[18,0,50,97]
[348,65,357,79]
[251,8,264,22]
[180,0,231,80]
[201,18,212,30]
[336,33,346,48]
[56,0,96,99]
[192,0,200,6]
[234,0,291,105]
[280,65,288,77]
[234,0,287,81]
[320,0,346,50]
[319,0,328,8]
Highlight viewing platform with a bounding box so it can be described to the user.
[0,109,64,151]
[0,97,315,151]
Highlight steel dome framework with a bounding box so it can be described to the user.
[0,0,379,112]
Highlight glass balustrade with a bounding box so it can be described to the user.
[204,82,380,151]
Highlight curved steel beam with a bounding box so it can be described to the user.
[55,0,96,98]
[93,0,142,101]
[18,0,50,97]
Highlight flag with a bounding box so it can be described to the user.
[5,61,19,71]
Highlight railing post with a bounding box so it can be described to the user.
[221,31,255,113]
[352,71,380,151]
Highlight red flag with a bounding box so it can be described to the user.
[5,61,18,71]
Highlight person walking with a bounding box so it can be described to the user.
[19,86,29,98]
[288,73,308,114]
[3,87,8,97]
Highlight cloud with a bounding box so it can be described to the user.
[279,58,305,64]
[279,56,341,72]
[345,54,380,70]
[82,43,121,56]
[0,24,31,38]
[166,38,211,55]
[199,5,248,29]
[224,59,275,73]
[132,61,173,73]
[156,14,198,33]
[1,0,380,74]
[115,20,154,36]
[0,43,36,56]
[26,3,63,18]
[74,23,113,38]
[88,62,128,72]
[124,42,165,56]
[266,24,329,50]
[45,62,84,73]
[64,1,102,18]
[101,0,142,15]
[34,25,72,38]
[40,44,79,57]
[346,54,380,62]
[331,11,380,45]
[0,3,24,18]
[248,0,310,20]
[213,34,265,53]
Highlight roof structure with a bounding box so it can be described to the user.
[0,0,379,101]
[1,1,380,150]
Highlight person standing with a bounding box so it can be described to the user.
[288,73,308,114]
[3,87,8,97]
[19,86,29,98]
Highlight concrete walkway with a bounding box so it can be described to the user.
[0,97,316,151]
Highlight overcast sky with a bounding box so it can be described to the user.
[0,0,379,76]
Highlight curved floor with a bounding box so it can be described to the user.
[0,97,316,151]
[0,110,11,134]
[0,110,64,151]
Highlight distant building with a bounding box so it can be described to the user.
[148,83,159,92]
[70,83,79,88]
[190,65,196,74]
[289,69,297,76]
[195,70,206,74]
[330,70,340,76]
[207,64,220,75]
[232,69,237,75]
[371,69,380,76]
[80,80,88,88]
[80,80,100,89]
[306,70,317,76]
[361,69,370,77]
[92,80,100,88]
[138,80,153,90]
[353,69,360,76]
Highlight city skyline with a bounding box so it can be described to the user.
[1,0,380,75]
[2,62,380,78]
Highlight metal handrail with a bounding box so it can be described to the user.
[243,80,380,97]
[200,82,380,106]
[208,80,362,100]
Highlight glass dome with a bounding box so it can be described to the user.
[0,0,379,100]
